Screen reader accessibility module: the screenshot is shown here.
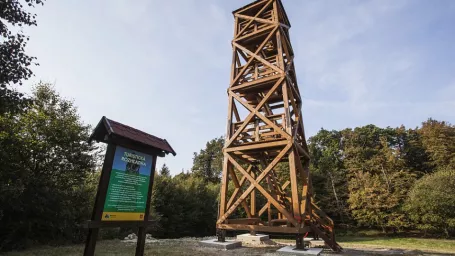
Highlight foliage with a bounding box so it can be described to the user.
[0,83,99,250]
[191,137,224,183]
[308,129,350,224]
[341,125,417,231]
[418,119,455,170]
[0,0,45,114]
[150,165,219,238]
[2,85,455,253]
[404,168,455,237]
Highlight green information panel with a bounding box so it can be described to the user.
[102,146,153,221]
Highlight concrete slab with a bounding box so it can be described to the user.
[236,233,270,244]
[309,240,326,248]
[198,239,242,250]
[277,246,323,255]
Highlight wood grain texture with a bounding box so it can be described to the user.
[217,0,341,252]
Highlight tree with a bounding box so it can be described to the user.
[401,127,432,176]
[418,119,455,170]
[159,164,171,177]
[1,0,45,113]
[308,129,350,225]
[149,170,219,238]
[191,137,224,183]
[348,170,414,232]
[343,125,415,231]
[0,83,99,250]
[404,168,455,237]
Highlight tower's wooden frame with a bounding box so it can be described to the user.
[217,0,341,251]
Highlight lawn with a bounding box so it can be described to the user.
[3,236,455,256]
[338,236,455,254]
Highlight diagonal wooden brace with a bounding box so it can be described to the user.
[228,154,299,227]
[225,76,285,148]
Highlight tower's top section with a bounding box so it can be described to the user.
[232,0,291,27]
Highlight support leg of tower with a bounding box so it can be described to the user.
[296,234,305,250]
[217,229,226,242]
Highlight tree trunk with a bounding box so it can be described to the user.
[328,171,344,223]
[381,165,391,192]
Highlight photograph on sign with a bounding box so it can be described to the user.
[102,146,153,221]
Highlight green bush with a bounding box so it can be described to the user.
[405,169,455,237]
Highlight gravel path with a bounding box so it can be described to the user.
[138,237,454,256]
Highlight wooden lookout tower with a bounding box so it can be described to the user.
[216,0,341,251]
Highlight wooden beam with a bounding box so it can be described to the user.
[217,143,292,224]
[231,26,278,86]
[227,150,298,227]
[235,0,273,39]
[235,13,290,29]
[217,224,310,234]
[233,41,283,74]
[226,218,261,225]
[228,166,253,218]
[219,154,230,220]
[225,139,287,152]
[226,165,251,209]
[225,76,285,148]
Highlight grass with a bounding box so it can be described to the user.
[2,239,276,256]
[3,236,455,255]
[338,236,455,254]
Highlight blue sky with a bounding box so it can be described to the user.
[22,0,455,175]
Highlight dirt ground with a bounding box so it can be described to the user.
[131,237,455,256]
[4,237,455,256]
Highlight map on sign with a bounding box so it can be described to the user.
[102,146,153,221]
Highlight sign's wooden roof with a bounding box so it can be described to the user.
[89,116,176,156]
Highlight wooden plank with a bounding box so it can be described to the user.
[228,165,252,217]
[228,151,298,227]
[225,139,288,152]
[231,26,278,87]
[251,167,256,216]
[235,0,273,39]
[288,149,301,222]
[258,178,290,217]
[226,218,261,224]
[225,76,285,148]
[226,96,234,140]
[217,224,310,234]
[219,153,230,221]
[233,41,283,74]
[232,100,241,122]
[229,87,291,142]
[231,46,238,84]
[84,144,116,256]
[234,0,269,15]
[217,143,292,224]
[295,142,310,159]
[226,176,246,209]
[135,154,157,256]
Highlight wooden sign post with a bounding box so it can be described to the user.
[84,117,176,256]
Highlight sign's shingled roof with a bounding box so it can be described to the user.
[89,116,176,156]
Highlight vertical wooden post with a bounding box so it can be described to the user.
[135,154,158,256]
[219,155,230,220]
[84,144,116,256]
[251,170,256,217]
